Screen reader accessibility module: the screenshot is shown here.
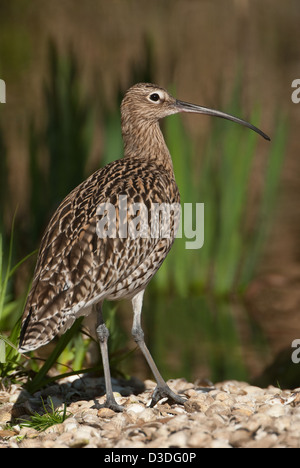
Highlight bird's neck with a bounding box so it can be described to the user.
[122,119,174,174]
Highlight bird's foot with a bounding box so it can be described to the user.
[96,396,124,413]
[150,384,187,407]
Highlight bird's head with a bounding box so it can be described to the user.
[121,82,270,141]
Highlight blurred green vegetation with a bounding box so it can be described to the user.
[0,39,287,391]
[0,127,8,232]
[145,294,270,384]
[29,41,95,246]
[0,219,35,382]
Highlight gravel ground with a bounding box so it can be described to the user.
[0,376,300,448]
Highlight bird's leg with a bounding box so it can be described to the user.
[95,303,124,412]
[131,291,186,407]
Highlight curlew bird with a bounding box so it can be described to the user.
[19,83,270,411]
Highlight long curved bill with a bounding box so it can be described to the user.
[175,99,270,141]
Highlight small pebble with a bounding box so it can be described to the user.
[97,407,115,418]
[126,403,144,414]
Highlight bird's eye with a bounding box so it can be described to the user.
[149,93,160,102]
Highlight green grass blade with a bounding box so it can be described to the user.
[19,397,70,432]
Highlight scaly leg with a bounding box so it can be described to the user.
[96,302,124,412]
[131,290,186,407]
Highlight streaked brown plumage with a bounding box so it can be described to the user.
[19,83,269,411]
